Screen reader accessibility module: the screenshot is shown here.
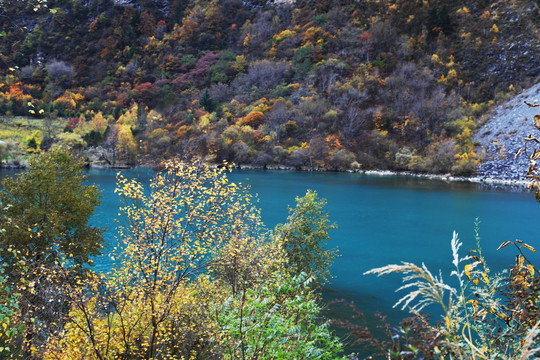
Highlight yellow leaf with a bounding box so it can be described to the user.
[521,243,536,253]
[464,264,472,281]
[481,272,489,285]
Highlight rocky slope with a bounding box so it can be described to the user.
[474,83,540,181]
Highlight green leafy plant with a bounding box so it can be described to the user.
[0,256,25,359]
[214,272,344,360]
[275,190,338,285]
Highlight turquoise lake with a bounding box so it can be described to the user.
[84,168,540,324]
[2,167,539,345]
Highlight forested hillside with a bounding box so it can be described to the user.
[0,0,538,174]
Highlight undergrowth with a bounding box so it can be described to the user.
[338,221,540,359]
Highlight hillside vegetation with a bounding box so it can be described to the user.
[0,0,539,173]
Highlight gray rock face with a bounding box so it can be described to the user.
[474,83,540,181]
[112,0,136,5]
[112,0,169,13]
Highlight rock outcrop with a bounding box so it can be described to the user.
[474,83,540,181]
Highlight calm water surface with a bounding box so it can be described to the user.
[2,168,539,345]
[224,171,540,326]
[87,169,540,321]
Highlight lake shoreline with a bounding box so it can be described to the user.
[1,160,530,188]
[229,164,530,188]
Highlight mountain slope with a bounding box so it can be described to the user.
[474,83,540,180]
[0,0,539,174]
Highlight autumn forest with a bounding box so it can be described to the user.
[0,0,538,174]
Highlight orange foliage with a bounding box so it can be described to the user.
[7,83,24,99]
[303,27,326,44]
[239,111,264,127]
[372,110,385,131]
[180,20,200,43]
[2,82,32,104]
[193,108,207,119]
[88,17,99,32]
[253,130,264,143]
[175,125,193,138]
[53,91,84,112]
[325,135,342,149]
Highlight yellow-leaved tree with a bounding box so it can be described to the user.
[40,160,346,360]
[115,124,138,163]
[90,111,108,133]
